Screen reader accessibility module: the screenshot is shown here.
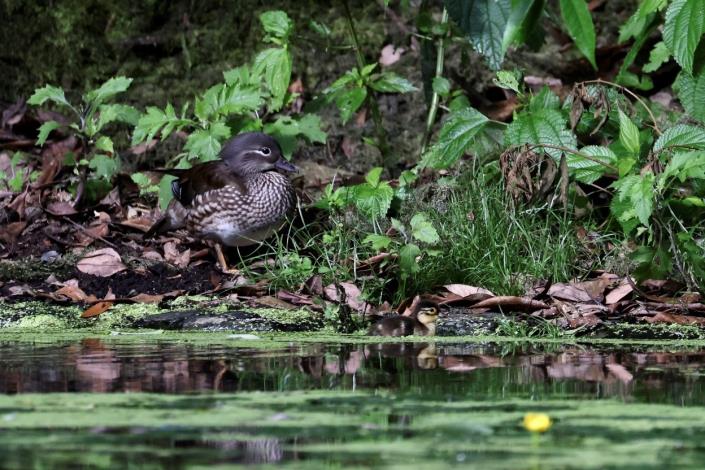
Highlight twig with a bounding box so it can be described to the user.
[62,216,118,249]
[582,79,661,135]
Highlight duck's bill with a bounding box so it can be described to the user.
[275,159,298,173]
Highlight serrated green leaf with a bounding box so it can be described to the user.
[643,41,671,73]
[96,104,140,131]
[158,174,176,210]
[662,151,705,183]
[354,181,394,220]
[131,172,159,195]
[132,104,191,145]
[618,108,641,154]
[528,86,560,111]
[410,213,439,244]
[363,233,393,251]
[422,107,489,169]
[493,70,521,93]
[559,0,596,69]
[296,114,327,143]
[630,244,673,280]
[27,85,71,108]
[444,0,512,69]
[260,10,293,41]
[663,0,705,75]
[432,77,451,96]
[399,243,422,279]
[94,136,114,155]
[184,122,231,162]
[84,77,132,106]
[264,114,325,158]
[365,167,384,187]
[88,154,120,180]
[369,72,417,93]
[335,87,367,124]
[653,124,705,152]
[618,0,666,43]
[612,172,655,227]
[36,121,60,147]
[673,70,705,124]
[569,145,616,183]
[505,108,576,160]
[254,47,292,111]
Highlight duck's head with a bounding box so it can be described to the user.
[413,300,440,327]
[220,132,298,176]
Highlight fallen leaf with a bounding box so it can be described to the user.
[130,293,164,304]
[0,221,27,244]
[324,282,370,313]
[445,284,495,297]
[646,312,705,326]
[81,301,114,318]
[255,295,297,310]
[53,284,88,302]
[163,241,190,269]
[77,248,127,277]
[472,296,549,312]
[605,279,634,304]
[379,44,404,66]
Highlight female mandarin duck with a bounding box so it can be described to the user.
[147,132,297,272]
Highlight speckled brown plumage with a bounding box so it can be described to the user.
[147,132,297,252]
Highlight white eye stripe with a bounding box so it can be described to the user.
[254,147,271,156]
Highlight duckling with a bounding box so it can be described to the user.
[368,300,440,337]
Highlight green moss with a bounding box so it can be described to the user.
[9,314,71,330]
[0,255,78,283]
[603,321,705,340]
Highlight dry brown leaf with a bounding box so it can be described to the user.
[605,279,634,304]
[324,282,370,313]
[130,293,164,304]
[0,221,27,244]
[548,279,611,303]
[472,296,548,312]
[81,301,114,318]
[53,284,88,302]
[646,312,705,326]
[379,44,404,66]
[255,295,297,310]
[444,284,495,298]
[76,248,127,277]
[119,217,154,232]
[163,241,190,269]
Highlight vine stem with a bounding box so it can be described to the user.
[581,79,661,135]
[342,0,390,164]
[420,7,449,156]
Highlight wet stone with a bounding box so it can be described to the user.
[436,312,499,336]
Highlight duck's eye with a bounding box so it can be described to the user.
[260,147,271,155]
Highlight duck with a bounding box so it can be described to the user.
[147,132,298,272]
[368,300,440,337]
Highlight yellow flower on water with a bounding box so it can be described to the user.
[523,413,552,433]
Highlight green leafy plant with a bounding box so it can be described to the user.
[131,10,326,208]
[28,77,139,204]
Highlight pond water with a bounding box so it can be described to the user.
[2,336,705,468]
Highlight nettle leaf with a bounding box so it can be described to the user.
[422,107,489,169]
[432,77,451,96]
[184,122,231,162]
[618,108,641,154]
[673,70,705,124]
[130,173,159,195]
[399,243,422,279]
[662,151,705,183]
[365,167,384,187]
[335,87,367,124]
[559,0,597,69]
[529,86,560,111]
[612,172,655,228]
[260,10,293,41]
[94,136,114,155]
[354,180,394,220]
[410,213,440,244]
[132,104,191,145]
[643,41,671,73]
[369,72,417,93]
[223,64,261,87]
[493,70,521,94]
[505,108,576,160]
[27,85,71,108]
[444,0,512,69]
[264,114,326,158]
[36,121,60,147]
[89,155,120,180]
[254,47,292,111]
[363,233,393,251]
[569,146,616,183]
[84,76,132,106]
[619,0,667,43]
[653,124,705,152]
[97,104,140,130]
[663,0,705,75]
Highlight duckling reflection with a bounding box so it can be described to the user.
[368,300,440,337]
